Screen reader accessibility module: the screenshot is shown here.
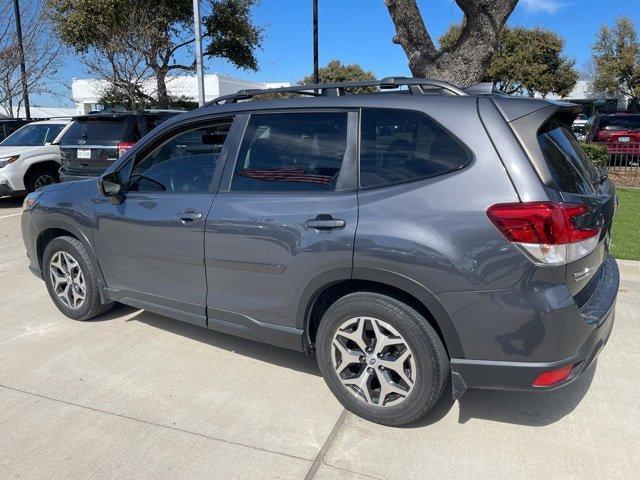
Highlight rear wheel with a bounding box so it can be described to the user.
[43,236,113,320]
[316,292,449,426]
[25,165,59,193]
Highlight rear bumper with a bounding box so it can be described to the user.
[450,255,619,398]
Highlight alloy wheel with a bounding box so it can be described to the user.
[331,316,416,407]
[49,251,86,309]
[34,174,56,189]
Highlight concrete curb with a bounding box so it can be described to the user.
[616,259,640,277]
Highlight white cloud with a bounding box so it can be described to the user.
[520,0,567,14]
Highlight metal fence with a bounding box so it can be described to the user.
[606,142,640,173]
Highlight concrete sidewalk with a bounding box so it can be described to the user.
[1,197,639,479]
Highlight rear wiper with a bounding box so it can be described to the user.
[597,167,609,183]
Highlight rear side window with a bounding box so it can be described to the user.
[231,112,348,192]
[538,122,598,195]
[63,118,134,145]
[359,108,470,188]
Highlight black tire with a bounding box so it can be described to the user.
[316,292,449,426]
[42,236,114,321]
[25,165,59,193]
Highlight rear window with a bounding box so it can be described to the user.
[600,115,640,131]
[62,117,134,145]
[142,113,179,133]
[360,108,470,188]
[538,122,599,195]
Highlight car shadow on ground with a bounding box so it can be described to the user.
[0,196,23,208]
[409,361,596,428]
[104,304,596,428]
[456,363,596,426]
[120,305,320,376]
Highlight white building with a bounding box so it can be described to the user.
[71,74,290,114]
[536,79,622,114]
[0,106,76,119]
[540,80,595,101]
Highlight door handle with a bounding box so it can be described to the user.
[176,210,203,224]
[305,214,346,231]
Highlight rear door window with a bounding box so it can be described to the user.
[359,108,470,188]
[62,117,134,145]
[230,112,349,192]
[537,122,599,195]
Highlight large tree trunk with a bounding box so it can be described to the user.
[385,0,518,87]
[155,69,169,109]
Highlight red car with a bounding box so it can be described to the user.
[586,113,640,164]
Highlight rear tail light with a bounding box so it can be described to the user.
[532,364,574,387]
[487,202,600,265]
[117,141,136,157]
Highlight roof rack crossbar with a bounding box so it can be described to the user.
[206,77,467,105]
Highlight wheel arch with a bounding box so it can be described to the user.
[36,221,110,304]
[23,159,61,188]
[301,268,464,358]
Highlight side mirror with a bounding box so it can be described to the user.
[98,171,124,203]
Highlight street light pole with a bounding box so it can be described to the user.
[193,0,206,106]
[13,0,31,120]
[313,0,319,85]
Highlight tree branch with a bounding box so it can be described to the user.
[384,0,437,72]
[384,0,518,85]
[166,61,196,72]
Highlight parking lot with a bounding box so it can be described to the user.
[1,195,639,480]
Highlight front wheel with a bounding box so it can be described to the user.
[316,292,449,426]
[43,236,113,320]
[25,165,59,193]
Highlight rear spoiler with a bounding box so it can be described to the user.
[492,96,581,123]
[73,115,131,121]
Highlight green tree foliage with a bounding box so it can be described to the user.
[580,142,609,168]
[97,85,197,111]
[592,17,640,106]
[48,0,263,108]
[301,60,376,93]
[440,25,578,97]
[250,60,376,101]
[204,0,264,71]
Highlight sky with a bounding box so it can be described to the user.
[42,0,640,107]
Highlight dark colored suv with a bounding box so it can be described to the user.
[0,119,31,142]
[21,79,619,426]
[58,110,181,182]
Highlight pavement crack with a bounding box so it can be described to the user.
[303,408,348,480]
[0,383,311,464]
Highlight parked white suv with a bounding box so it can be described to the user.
[0,119,71,196]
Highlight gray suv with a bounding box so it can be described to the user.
[21,78,619,426]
